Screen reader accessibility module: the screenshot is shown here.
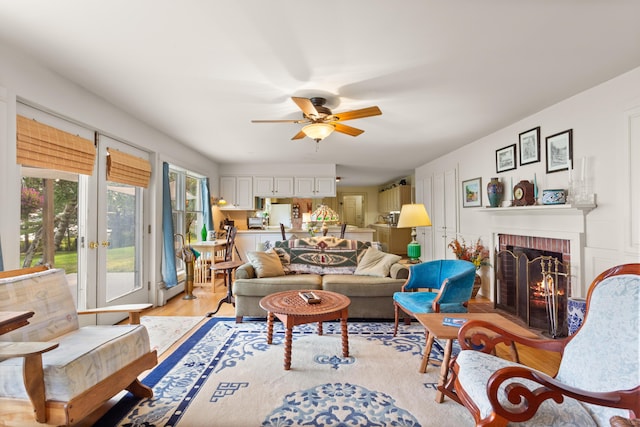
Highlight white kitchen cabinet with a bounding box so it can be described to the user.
[253,176,294,197]
[219,176,253,209]
[314,176,336,197]
[295,176,336,197]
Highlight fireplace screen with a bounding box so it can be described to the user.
[496,246,570,337]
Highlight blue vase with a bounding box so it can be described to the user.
[567,297,587,335]
[487,177,504,208]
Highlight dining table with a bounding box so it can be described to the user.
[189,239,228,287]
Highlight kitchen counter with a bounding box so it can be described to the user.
[237,226,375,234]
[233,226,375,261]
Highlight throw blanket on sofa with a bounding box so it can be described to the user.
[274,237,371,275]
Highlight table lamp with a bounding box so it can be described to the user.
[397,203,432,263]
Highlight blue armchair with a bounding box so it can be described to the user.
[393,259,476,336]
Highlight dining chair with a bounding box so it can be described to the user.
[213,226,238,287]
[444,263,640,426]
[339,223,347,238]
[393,259,476,336]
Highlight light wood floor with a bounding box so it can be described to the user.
[149,278,562,375]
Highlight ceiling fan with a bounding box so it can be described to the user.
[251,96,382,143]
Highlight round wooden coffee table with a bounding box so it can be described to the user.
[259,290,351,370]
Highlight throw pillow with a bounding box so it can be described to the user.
[354,247,402,277]
[246,249,285,278]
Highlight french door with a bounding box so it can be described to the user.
[88,135,149,324]
[18,103,150,325]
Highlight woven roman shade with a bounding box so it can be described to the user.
[16,115,96,175]
[106,148,151,188]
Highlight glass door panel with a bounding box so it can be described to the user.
[96,135,149,316]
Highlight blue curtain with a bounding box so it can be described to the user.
[0,235,4,272]
[161,162,178,288]
[201,178,214,234]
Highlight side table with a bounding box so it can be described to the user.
[206,259,244,317]
[415,312,538,403]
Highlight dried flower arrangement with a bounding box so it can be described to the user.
[448,237,491,270]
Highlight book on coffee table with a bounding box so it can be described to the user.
[299,291,321,304]
[442,317,467,328]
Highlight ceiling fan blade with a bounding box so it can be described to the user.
[291,130,306,140]
[333,123,364,137]
[251,119,307,123]
[291,97,318,117]
[332,106,382,121]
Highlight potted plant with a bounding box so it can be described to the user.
[448,237,491,297]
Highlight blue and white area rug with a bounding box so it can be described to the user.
[97,318,472,426]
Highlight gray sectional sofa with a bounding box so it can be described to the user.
[232,236,409,322]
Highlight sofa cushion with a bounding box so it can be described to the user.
[354,247,402,277]
[246,249,285,278]
[274,237,370,275]
[233,274,323,296]
[322,274,406,297]
[0,324,150,401]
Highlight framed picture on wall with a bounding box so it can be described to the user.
[519,126,540,165]
[462,177,482,208]
[496,144,517,173]
[546,129,573,173]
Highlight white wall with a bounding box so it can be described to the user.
[416,66,640,295]
[0,40,219,303]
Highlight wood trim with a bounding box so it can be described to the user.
[0,265,49,279]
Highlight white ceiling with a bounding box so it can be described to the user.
[1,1,639,186]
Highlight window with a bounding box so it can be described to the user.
[20,172,80,271]
[169,166,206,271]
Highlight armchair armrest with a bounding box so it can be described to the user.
[234,263,256,279]
[487,365,640,423]
[390,263,409,280]
[0,341,59,423]
[457,319,567,356]
[78,303,152,324]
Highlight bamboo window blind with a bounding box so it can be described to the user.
[16,115,96,175]
[106,148,151,188]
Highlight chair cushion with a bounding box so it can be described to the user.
[0,324,151,401]
[455,350,598,426]
[555,273,639,424]
[0,268,79,342]
[393,292,468,314]
[354,248,402,277]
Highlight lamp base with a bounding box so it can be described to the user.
[407,241,421,263]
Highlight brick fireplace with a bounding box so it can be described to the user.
[496,234,571,336]
[481,205,595,335]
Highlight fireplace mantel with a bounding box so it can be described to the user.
[480,203,596,215]
[482,203,596,299]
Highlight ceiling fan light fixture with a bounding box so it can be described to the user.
[302,123,335,141]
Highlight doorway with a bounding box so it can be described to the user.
[340,193,366,227]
